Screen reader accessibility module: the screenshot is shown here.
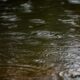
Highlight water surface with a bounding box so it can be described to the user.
[0,0,80,80]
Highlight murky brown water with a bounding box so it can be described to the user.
[0,0,80,80]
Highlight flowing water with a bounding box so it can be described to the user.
[0,0,80,80]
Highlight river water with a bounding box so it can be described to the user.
[0,0,80,80]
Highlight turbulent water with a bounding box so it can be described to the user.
[0,0,80,80]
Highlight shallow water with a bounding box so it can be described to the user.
[0,0,80,80]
